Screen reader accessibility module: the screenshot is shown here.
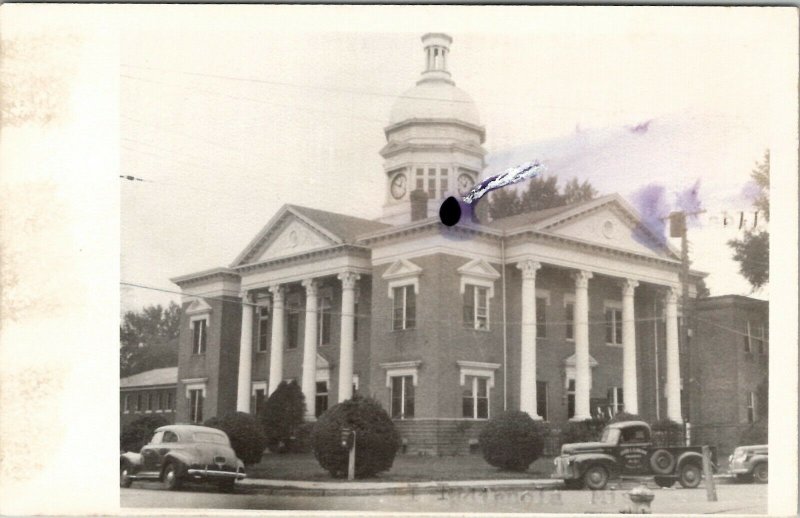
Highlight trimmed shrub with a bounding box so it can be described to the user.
[562,417,606,444]
[479,411,546,472]
[311,395,400,478]
[608,411,643,424]
[739,420,767,445]
[120,414,168,452]
[260,380,306,453]
[288,421,315,454]
[651,418,684,447]
[205,411,268,465]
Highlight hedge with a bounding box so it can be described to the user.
[205,411,268,465]
[479,411,546,471]
[120,414,168,453]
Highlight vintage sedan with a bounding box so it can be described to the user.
[120,424,246,491]
[728,444,768,483]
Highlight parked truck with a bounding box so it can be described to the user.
[552,420,717,490]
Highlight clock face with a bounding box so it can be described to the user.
[390,173,407,199]
[457,173,474,195]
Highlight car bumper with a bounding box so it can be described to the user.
[187,467,247,481]
[551,456,576,479]
[728,458,752,474]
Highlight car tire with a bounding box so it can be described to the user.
[650,449,676,475]
[678,462,702,489]
[120,462,133,488]
[583,465,609,491]
[218,479,236,493]
[162,462,182,491]
[753,463,768,484]
[654,476,675,488]
[564,479,584,490]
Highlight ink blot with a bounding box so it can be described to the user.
[439,196,461,226]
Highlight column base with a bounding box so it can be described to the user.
[530,414,544,421]
[304,415,317,423]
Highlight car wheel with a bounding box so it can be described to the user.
[650,449,676,475]
[120,463,133,488]
[218,479,236,493]
[583,465,609,490]
[678,462,702,489]
[564,479,584,490]
[162,462,182,491]
[654,476,674,488]
[753,463,768,484]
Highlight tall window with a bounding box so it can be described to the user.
[318,295,332,345]
[537,381,548,420]
[146,393,153,412]
[136,394,143,412]
[427,168,436,199]
[156,392,163,411]
[565,302,575,340]
[439,168,449,198]
[390,375,415,419]
[257,307,270,352]
[166,391,173,411]
[605,308,623,345]
[123,394,130,413]
[287,303,300,349]
[415,168,424,190]
[189,389,203,423]
[315,381,329,417]
[744,321,753,354]
[758,325,767,355]
[191,319,207,354]
[567,379,576,419]
[463,284,489,330]
[747,391,757,423]
[392,285,416,330]
[252,387,267,416]
[536,297,547,338]
[607,387,624,414]
[462,375,489,419]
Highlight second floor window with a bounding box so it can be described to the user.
[287,304,300,349]
[462,375,489,419]
[605,308,623,345]
[746,391,757,423]
[565,302,575,340]
[257,307,270,352]
[392,285,416,331]
[390,375,415,419]
[191,319,207,354]
[536,297,547,338]
[463,284,489,330]
[318,296,332,345]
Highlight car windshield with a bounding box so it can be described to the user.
[601,428,620,444]
[192,432,229,445]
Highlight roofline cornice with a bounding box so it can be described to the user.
[384,118,486,142]
[170,267,240,287]
[380,141,487,161]
[233,244,371,274]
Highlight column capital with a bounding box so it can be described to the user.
[337,271,360,290]
[516,259,542,280]
[664,286,679,305]
[239,290,252,302]
[268,284,284,303]
[301,278,318,297]
[621,278,639,296]
[572,270,593,289]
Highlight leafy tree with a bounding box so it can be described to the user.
[695,277,711,298]
[205,412,268,465]
[487,187,521,220]
[519,175,564,212]
[562,177,599,205]
[120,302,181,377]
[120,414,168,452]
[260,381,307,453]
[728,150,769,290]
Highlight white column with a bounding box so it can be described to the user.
[665,287,682,421]
[267,285,285,396]
[516,260,542,420]
[337,272,359,402]
[301,279,319,420]
[236,291,254,413]
[572,270,593,420]
[621,279,639,415]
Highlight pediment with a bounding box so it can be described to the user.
[256,218,335,262]
[543,204,670,259]
[185,298,212,316]
[316,353,330,370]
[381,258,422,280]
[563,353,599,368]
[457,258,501,280]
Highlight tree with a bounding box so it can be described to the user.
[260,381,307,453]
[487,187,521,220]
[519,175,564,212]
[728,150,769,290]
[562,177,599,205]
[205,412,268,465]
[487,175,598,221]
[478,411,546,472]
[120,302,181,377]
[120,414,168,453]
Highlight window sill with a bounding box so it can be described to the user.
[565,338,574,342]
[390,328,416,333]
[463,327,492,333]
[191,352,206,356]
[605,342,623,347]
[255,350,268,354]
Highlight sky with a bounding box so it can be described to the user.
[115,6,784,312]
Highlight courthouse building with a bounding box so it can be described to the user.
[171,33,706,453]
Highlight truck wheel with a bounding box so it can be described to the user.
[120,462,133,488]
[654,476,674,488]
[583,465,609,490]
[162,462,183,491]
[678,462,702,489]
[753,463,768,484]
[564,479,584,490]
[650,449,676,475]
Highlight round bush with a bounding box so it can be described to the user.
[562,417,606,444]
[608,411,643,424]
[479,411,545,472]
[260,380,306,453]
[205,411,267,465]
[121,414,168,452]
[311,395,400,478]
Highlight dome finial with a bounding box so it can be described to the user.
[419,33,454,85]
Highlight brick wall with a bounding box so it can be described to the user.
[393,419,487,456]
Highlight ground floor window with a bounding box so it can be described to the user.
[537,381,548,420]
[567,379,575,419]
[608,386,624,415]
[253,387,267,416]
[391,375,414,419]
[316,381,329,417]
[462,375,489,419]
[747,391,757,423]
[189,389,204,423]
[166,391,173,411]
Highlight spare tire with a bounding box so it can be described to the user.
[650,449,676,475]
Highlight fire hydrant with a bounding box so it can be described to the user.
[624,485,655,514]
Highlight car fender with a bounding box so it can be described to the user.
[120,452,143,469]
[162,451,193,477]
[572,453,619,477]
[676,451,703,472]
[748,454,768,472]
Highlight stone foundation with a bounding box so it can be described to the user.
[393,419,487,456]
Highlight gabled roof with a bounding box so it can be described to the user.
[486,199,593,231]
[231,204,391,267]
[120,367,178,389]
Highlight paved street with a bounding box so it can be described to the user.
[121,481,766,514]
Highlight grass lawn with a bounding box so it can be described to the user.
[247,453,556,482]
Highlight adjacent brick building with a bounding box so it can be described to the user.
[120,367,178,427]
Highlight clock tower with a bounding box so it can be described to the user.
[379,33,487,224]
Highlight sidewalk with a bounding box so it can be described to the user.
[240,474,737,497]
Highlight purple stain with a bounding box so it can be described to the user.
[675,179,703,228]
[740,180,761,205]
[627,120,652,134]
[629,183,669,240]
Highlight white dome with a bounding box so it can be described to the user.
[389,80,481,127]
